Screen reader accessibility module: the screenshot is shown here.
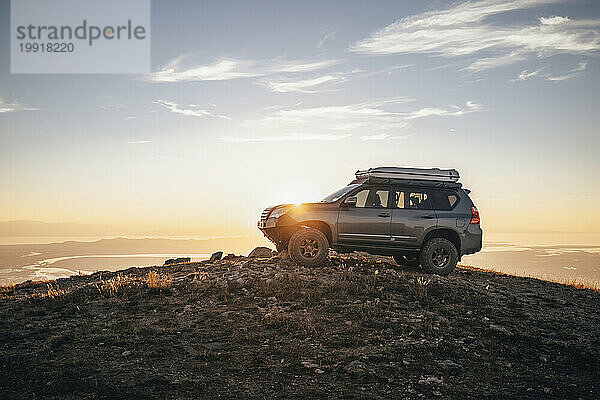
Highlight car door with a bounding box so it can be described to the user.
[337,186,392,244]
[390,187,437,247]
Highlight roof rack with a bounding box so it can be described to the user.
[351,177,462,188]
[355,167,459,183]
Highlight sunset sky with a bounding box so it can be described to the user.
[1,0,599,237]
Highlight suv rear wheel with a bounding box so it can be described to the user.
[288,227,329,267]
[420,238,458,276]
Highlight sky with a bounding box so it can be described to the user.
[1,0,600,237]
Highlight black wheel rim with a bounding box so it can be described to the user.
[299,238,320,258]
[431,247,449,268]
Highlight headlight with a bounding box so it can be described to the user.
[269,206,290,219]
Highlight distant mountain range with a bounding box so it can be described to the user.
[0,220,253,238]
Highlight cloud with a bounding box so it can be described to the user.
[405,101,482,119]
[546,61,587,81]
[126,140,151,144]
[259,74,346,93]
[539,16,570,25]
[360,133,391,140]
[154,100,231,120]
[0,98,40,114]
[351,0,600,70]
[464,52,525,71]
[100,102,128,111]
[246,97,415,132]
[244,98,481,137]
[317,27,339,48]
[223,133,350,142]
[148,56,340,83]
[513,66,547,81]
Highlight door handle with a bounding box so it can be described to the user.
[421,215,435,219]
[378,212,390,218]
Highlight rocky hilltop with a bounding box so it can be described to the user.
[1,252,598,399]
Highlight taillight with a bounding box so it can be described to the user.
[470,206,480,224]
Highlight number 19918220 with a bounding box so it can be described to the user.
[19,42,74,52]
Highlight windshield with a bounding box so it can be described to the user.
[321,184,360,202]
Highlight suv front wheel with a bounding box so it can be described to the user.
[420,238,458,276]
[288,227,329,267]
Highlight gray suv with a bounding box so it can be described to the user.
[258,167,482,275]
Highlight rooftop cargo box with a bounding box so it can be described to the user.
[355,167,460,183]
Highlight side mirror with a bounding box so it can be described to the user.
[343,196,357,207]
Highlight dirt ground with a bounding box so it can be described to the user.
[1,252,598,399]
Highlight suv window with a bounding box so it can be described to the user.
[393,189,433,210]
[354,188,389,208]
[394,190,405,209]
[435,191,460,211]
[407,191,433,210]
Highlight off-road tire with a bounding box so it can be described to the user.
[393,254,420,268]
[420,238,458,276]
[288,227,329,267]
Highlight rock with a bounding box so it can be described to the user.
[489,324,513,336]
[344,360,369,375]
[202,342,224,351]
[275,250,289,259]
[437,359,464,371]
[301,361,319,368]
[183,345,196,356]
[315,368,324,374]
[418,376,443,384]
[164,257,191,265]
[248,247,274,258]
[209,251,223,261]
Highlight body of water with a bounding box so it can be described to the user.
[1,232,599,287]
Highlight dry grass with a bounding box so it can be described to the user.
[263,311,319,337]
[43,283,66,299]
[0,283,16,299]
[96,274,140,297]
[560,278,599,292]
[407,276,431,301]
[459,264,599,292]
[147,271,172,290]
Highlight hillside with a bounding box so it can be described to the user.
[1,252,598,399]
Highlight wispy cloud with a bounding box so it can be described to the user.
[100,102,128,111]
[148,56,340,83]
[405,101,482,119]
[223,133,350,142]
[259,74,346,93]
[464,52,525,72]
[351,0,600,71]
[317,27,339,48]
[126,140,151,144]
[546,62,587,81]
[0,98,40,114]
[513,66,547,81]
[243,98,481,139]
[359,133,392,140]
[154,100,231,120]
[246,97,415,132]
